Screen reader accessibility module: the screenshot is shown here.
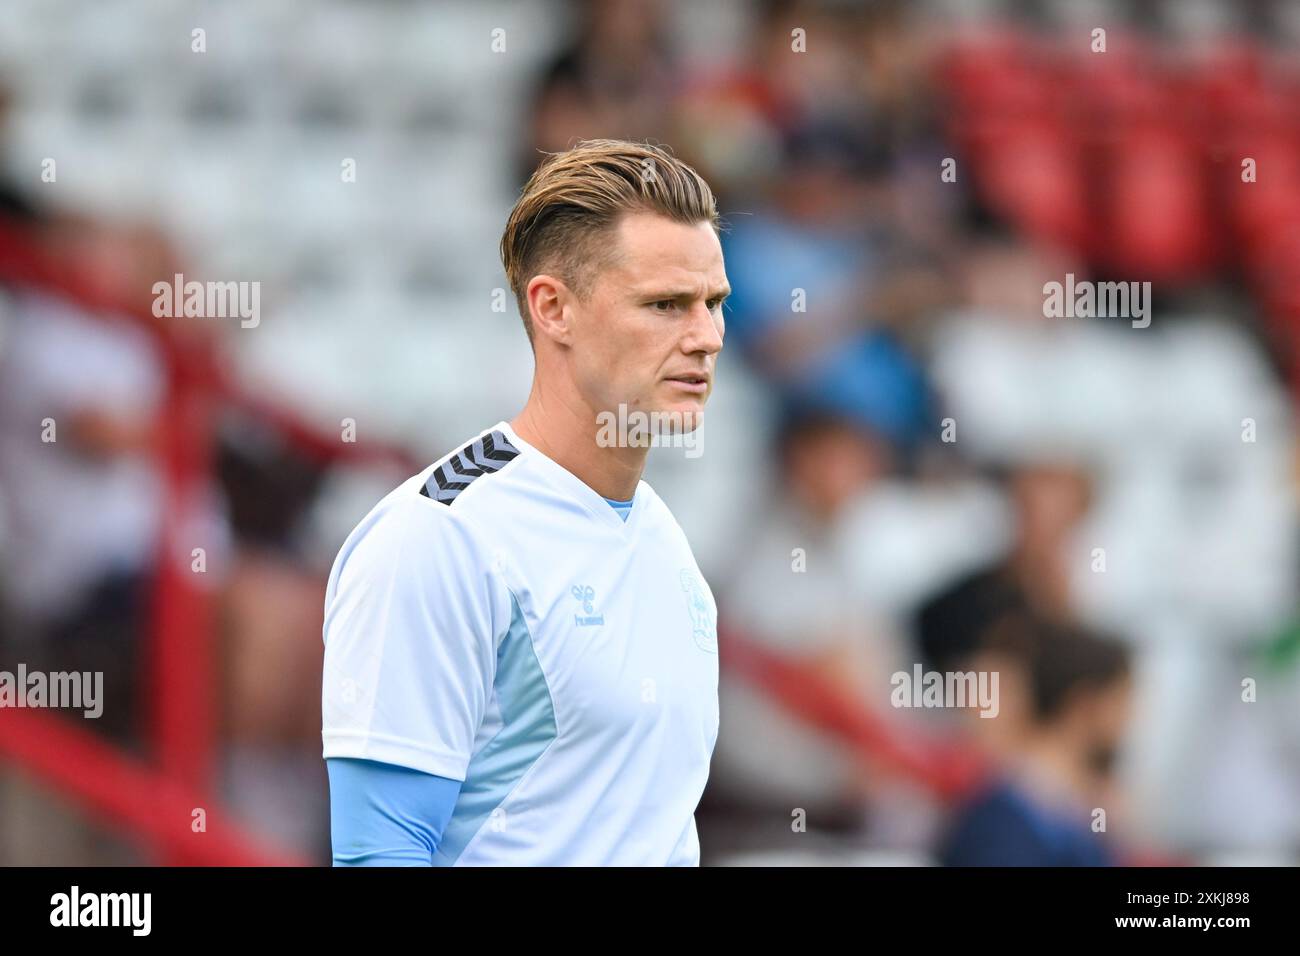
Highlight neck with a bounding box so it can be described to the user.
[511,380,648,501]
[1015,729,1090,802]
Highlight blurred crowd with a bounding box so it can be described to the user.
[522,0,1300,864]
[2,0,1299,866]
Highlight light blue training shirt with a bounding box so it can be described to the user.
[328,492,636,865]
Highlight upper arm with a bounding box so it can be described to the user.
[321,494,502,781]
[327,757,463,866]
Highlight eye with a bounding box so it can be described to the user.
[651,299,677,313]
[706,298,723,312]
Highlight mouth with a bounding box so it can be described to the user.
[665,374,710,394]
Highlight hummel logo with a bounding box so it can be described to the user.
[571,585,604,627]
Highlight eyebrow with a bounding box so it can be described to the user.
[637,286,731,301]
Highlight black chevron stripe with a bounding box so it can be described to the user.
[448,452,487,480]
[432,485,461,504]
[480,432,519,462]
[462,445,505,473]
[432,464,472,491]
[420,479,464,504]
[419,430,520,506]
[461,443,492,471]
[466,436,516,470]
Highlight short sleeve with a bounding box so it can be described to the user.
[321,492,502,780]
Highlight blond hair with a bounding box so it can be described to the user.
[500,139,721,341]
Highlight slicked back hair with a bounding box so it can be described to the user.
[500,139,721,344]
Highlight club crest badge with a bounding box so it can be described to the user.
[679,569,717,654]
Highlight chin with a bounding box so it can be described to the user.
[654,400,707,433]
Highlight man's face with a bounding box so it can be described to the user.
[565,211,727,430]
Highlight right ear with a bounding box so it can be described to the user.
[526,274,573,345]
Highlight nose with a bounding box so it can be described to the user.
[681,300,724,357]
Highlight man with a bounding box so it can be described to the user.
[321,139,728,865]
[935,615,1133,866]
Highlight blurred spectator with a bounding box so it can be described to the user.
[0,214,175,865]
[929,227,1299,854]
[214,424,333,856]
[937,617,1133,867]
[0,281,164,747]
[702,408,894,857]
[916,460,1095,679]
[0,83,39,223]
[522,0,678,182]
[719,118,883,379]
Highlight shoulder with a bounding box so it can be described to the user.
[329,425,528,586]
[323,454,516,654]
[334,476,483,577]
[416,426,526,511]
